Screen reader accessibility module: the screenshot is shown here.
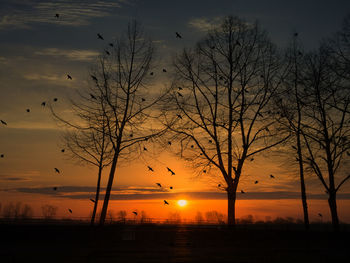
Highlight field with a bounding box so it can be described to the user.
[0,222,348,263]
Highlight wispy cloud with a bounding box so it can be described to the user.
[188,17,223,32]
[34,48,99,61]
[0,0,128,30]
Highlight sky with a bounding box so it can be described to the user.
[1,0,350,222]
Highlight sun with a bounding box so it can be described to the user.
[177,200,187,207]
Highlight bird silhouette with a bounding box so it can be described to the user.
[41,102,46,107]
[26,109,30,113]
[203,170,206,173]
[97,33,104,40]
[178,87,183,90]
[218,184,221,187]
[91,75,98,81]
[168,141,172,145]
[150,72,154,75]
[254,181,258,184]
[190,145,194,148]
[133,211,138,216]
[0,154,4,158]
[166,167,175,175]
[54,168,60,173]
[156,183,162,187]
[141,98,146,102]
[147,166,154,172]
[175,32,182,38]
[177,92,183,97]
[90,198,95,203]
[294,32,298,37]
[241,190,245,194]
[67,74,72,80]
[53,187,57,190]
[109,43,114,47]
[68,209,72,213]
[208,139,212,143]
[53,98,58,102]
[55,14,59,18]
[61,149,65,153]
[143,146,148,151]
[130,133,133,137]
[170,186,173,190]
[270,174,275,179]
[1,120,7,125]
[250,158,254,161]
[164,200,169,205]
[90,93,97,100]
[105,50,110,55]
[318,213,323,217]
[162,69,167,73]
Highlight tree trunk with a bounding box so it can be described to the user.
[297,145,309,230]
[227,190,236,226]
[99,153,118,226]
[328,192,339,232]
[90,165,103,226]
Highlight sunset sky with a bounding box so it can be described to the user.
[1,0,350,223]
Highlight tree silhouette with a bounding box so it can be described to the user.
[164,16,289,225]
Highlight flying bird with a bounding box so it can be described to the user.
[250,158,254,162]
[54,168,60,173]
[61,149,65,153]
[143,146,148,151]
[164,200,169,205]
[90,198,95,203]
[105,50,110,55]
[241,190,245,194]
[175,32,182,39]
[166,167,175,175]
[208,140,212,143]
[109,43,114,47]
[53,187,57,191]
[1,120,7,125]
[147,165,154,172]
[142,98,146,102]
[254,181,258,184]
[156,183,162,187]
[318,213,323,217]
[26,109,30,113]
[150,72,154,76]
[178,87,183,90]
[167,141,172,146]
[97,33,104,40]
[190,145,194,148]
[68,209,73,213]
[41,102,46,107]
[67,74,72,80]
[170,186,173,190]
[203,170,206,173]
[53,98,58,102]
[294,32,298,37]
[162,69,167,73]
[0,154,4,158]
[218,184,221,187]
[133,211,138,216]
[270,174,275,179]
[55,14,59,18]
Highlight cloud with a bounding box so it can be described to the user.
[188,17,223,32]
[8,185,350,200]
[34,48,99,62]
[0,0,128,30]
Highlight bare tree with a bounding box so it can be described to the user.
[164,16,289,225]
[95,20,168,225]
[41,204,58,219]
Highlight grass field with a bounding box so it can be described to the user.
[0,222,348,262]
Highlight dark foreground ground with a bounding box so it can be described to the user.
[0,222,348,263]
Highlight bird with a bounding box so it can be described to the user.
[168,141,172,145]
[203,170,206,173]
[105,50,110,55]
[67,74,72,80]
[61,149,65,153]
[130,134,133,137]
[142,98,146,102]
[175,32,182,39]
[270,174,275,179]
[109,43,114,47]
[294,32,298,37]
[190,145,194,148]
[250,158,254,162]
[318,213,323,217]
[90,198,95,203]
[147,166,154,172]
[41,102,46,107]
[90,93,97,100]
[241,190,245,194]
[170,186,173,190]
[176,114,182,119]
[26,109,30,113]
[143,146,148,151]
[0,154,4,158]
[68,209,73,213]
[55,14,59,18]
[53,187,57,191]
[156,183,162,187]
[97,33,104,40]
[208,139,212,143]
[162,69,167,73]
[53,98,58,102]
[54,168,60,173]
[166,167,175,175]
[91,75,97,81]
[133,211,138,216]
[150,72,154,76]
[164,200,169,205]
[254,181,258,184]
[178,87,183,90]
[218,184,221,187]
[1,120,7,125]
[177,92,183,97]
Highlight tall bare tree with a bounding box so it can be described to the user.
[164,16,290,225]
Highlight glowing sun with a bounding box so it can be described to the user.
[177,200,188,207]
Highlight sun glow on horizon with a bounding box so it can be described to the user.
[177,199,187,207]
